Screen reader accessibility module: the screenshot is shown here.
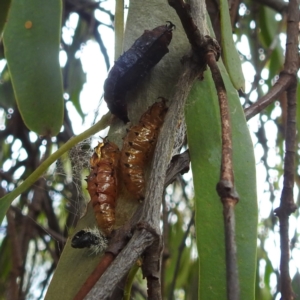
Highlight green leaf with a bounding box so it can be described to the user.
[65,18,88,121]
[292,272,300,298]
[67,56,86,121]
[3,0,63,136]
[185,60,257,299]
[258,6,284,84]
[0,0,11,39]
[220,0,245,91]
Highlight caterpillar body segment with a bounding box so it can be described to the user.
[87,140,120,236]
[121,99,168,200]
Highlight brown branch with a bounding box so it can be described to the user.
[6,209,22,300]
[206,51,240,300]
[164,150,190,187]
[168,0,206,51]
[73,253,115,300]
[229,0,241,28]
[244,74,294,120]
[141,236,163,300]
[85,229,155,299]
[273,0,299,299]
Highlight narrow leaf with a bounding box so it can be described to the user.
[3,0,63,136]
[220,0,245,91]
[185,60,257,299]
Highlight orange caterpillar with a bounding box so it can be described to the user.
[120,99,168,201]
[86,139,120,236]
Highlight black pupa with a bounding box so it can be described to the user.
[103,22,174,123]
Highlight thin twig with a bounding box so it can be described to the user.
[142,236,163,300]
[85,229,155,299]
[206,51,240,300]
[244,74,294,120]
[273,0,299,299]
[73,253,115,300]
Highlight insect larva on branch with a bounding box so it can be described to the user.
[71,227,108,254]
[71,139,120,252]
[87,139,120,236]
[104,22,175,123]
[120,98,168,201]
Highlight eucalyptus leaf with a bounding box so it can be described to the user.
[3,0,63,136]
[220,0,245,91]
[185,59,257,299]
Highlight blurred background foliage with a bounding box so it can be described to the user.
[0,0,299,299]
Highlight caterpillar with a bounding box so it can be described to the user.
[87,140,120,236]
[71,139,120,252]
[71,227,108,254]
[120,99,168,201]
[104,22,174,123]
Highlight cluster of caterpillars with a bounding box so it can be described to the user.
[72,22,173,253]
[71,100,168,252]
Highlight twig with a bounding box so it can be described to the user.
[228,0,240,28]
[206,51,240,300]
[244,74,294,120]
[273,0,299,299]
[161,193,170,297]
[141,236,163,300]
[168,0,206,51]
[73,253,115,300]
[168,212,194,300]
[164,150,190,187]
[6,209,22,300]
[85,229,155,299]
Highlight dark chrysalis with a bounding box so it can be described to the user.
[104,22,174,123]
[120,98,168,201]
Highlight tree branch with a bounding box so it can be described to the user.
[273,0,299,299]
[206,51,240,300]
[244,73,294,120]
